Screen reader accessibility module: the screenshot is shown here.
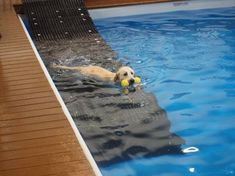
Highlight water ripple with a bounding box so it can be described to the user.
[95,6,235,176]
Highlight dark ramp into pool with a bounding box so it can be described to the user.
[23,0,185,166]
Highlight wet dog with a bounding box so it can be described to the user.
[53,64,135,84]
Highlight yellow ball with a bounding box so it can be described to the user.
[134,77,141,84]
[121,79,129,87]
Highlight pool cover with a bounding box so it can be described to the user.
[23,0,185,166]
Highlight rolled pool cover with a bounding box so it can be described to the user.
[23,0,185,166]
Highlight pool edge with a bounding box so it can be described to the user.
[18,15,103,176]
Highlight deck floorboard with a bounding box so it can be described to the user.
[0,6,95,176]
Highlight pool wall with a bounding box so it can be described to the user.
[89,0,235,19]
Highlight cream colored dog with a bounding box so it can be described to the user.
[53,64,135,84]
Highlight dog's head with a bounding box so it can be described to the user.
[114,66,135,84]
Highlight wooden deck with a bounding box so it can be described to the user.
[0,0,184,10]
[0,4,95,176]
[85,0,182,9]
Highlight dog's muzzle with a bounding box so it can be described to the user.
[129,79,135,85]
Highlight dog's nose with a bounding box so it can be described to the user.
[129,79,135,85]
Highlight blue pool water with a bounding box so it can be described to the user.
[94,7,235,176]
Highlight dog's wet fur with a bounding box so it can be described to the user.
[53,64,135,84]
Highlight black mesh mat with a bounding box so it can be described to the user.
[23,0,185,167]
[24,0,97,40]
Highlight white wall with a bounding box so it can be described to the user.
[89,0,235,19]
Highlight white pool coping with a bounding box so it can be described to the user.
[89,0,235,19]
[18,16,103,176]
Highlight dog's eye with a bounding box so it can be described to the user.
[123,72,128,76]
[131,72,134,75]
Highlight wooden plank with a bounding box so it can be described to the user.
[0,86,52,97]
[0,91,53,103]
[0,73,48,81]
[0,44,31,51]
[0,52,35,58]
[1,107,65,120]
[0,49,34,56]
[0,127,72,143]
[4,96,56,108]
[1,59,38,65]
[0,65,45,74]
[0,70,44,78]
[1,102,60,115]
[0,114,65,128]
[0,41,32,46]
[0,58,39,65]
[2,77,47,85]
[0,134,76,151]
[0,151,84,171]
[0,142,81,162]
[0,161,93,176]
[0,119,68,135]
[1,81,50,91]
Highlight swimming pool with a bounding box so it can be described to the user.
[94,6,235,176]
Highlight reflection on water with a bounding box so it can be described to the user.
[95,7,235,176]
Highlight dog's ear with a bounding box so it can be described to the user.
[114,73,120,82]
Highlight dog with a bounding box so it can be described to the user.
[53,64,136,84]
